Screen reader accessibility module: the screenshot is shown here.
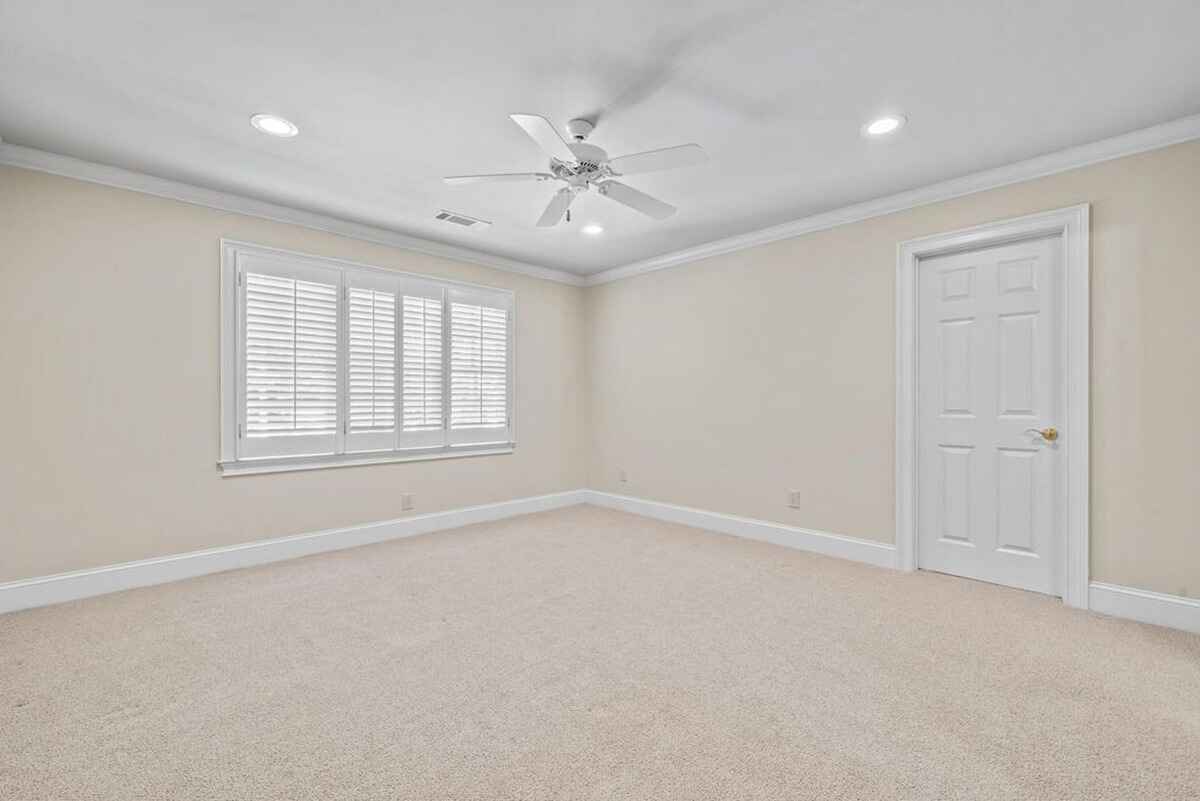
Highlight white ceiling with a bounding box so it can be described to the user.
[2,0,1199,276]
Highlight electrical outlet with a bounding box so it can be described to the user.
[787,490,802,509]
[401,493,415,512]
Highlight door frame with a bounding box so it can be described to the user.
[895,204,1090,608]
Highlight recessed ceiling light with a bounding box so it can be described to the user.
[250,113,299,138]
[863,114,906,137]
[581,224,604,235]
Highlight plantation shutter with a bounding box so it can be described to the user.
[223,241,515,471]
[344,271,397,452]
[448,286,513,446]
[238,255,340,459]
[399,279,446,449]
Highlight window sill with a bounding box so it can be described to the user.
[219,444,514,477]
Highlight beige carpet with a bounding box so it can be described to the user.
[2,505,1198,800]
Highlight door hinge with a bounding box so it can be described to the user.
[237,423,243,438]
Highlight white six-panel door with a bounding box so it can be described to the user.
[917,235,1064,595]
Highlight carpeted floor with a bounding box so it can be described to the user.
[2,505,1198,800]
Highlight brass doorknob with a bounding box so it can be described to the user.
[1025,427,1059,442]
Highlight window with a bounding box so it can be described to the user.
[220,241,514,474]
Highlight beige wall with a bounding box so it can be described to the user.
[0,166,588,582]
[4,141,1199,598]
[587,140,1200,599]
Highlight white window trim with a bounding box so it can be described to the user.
[219,239,516,476]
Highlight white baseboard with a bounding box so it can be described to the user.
[1088,581,1200,634]
[6,490,1196,637]
[582,490,898,570]
[0,490,586,615]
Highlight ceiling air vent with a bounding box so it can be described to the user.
[434,210,491,229]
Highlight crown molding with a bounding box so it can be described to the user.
[0,143,586,287]
[585,112,1200,286]
[7,112,1200,289]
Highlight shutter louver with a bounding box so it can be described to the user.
[400,294,445,448]
[242,270,338,458]
[449,298,510,445]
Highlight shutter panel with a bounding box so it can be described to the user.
[239,259,339,459]
[226,243,515,469]
[448,287,512,446]
[345,279,397,452]
[399,282,446,448]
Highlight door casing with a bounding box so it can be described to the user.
[895,204,1090,608]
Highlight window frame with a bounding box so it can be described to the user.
[219,239,515,476]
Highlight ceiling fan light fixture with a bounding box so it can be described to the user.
[250,113,299,138]
[863,114,906,137]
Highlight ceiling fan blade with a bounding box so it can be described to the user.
[536,187,575,227]
[444,172,554,185]
[597,181,676,220]
[510,114,577,164]
[608,144,707,176]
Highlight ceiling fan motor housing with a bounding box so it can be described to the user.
[565,141,607,168]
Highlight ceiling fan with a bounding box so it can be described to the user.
[444,114,707,227]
